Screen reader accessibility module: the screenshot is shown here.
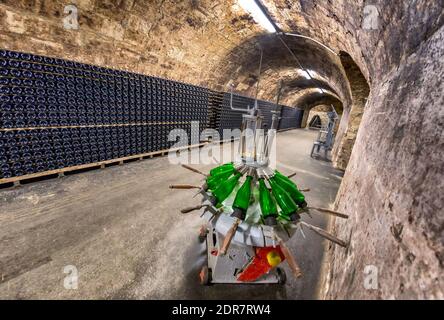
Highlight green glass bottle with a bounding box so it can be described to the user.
[274,170,288,179]
[275,170,298,185]
[211,172,242,206]
[272,175,307,208]
[231,176,252,219]
[211,165,236,179]
[206,169,235,190]
[268,178,300,222]
[258,178,278,225]
[209,162,234,176]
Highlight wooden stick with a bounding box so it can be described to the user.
[277,238,302,278]
[300,221,348,247]
[219,219,241,255]
[181,164,207,177]
[169,184,201,190]
[287,172,297,178]
[299,188,310,192]
[306,207,348,219]
[180,204,206,214]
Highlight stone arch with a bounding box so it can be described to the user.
[331,51,370,170]
[290,90,343,128]
[307,104,341,131]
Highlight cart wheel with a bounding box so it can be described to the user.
[199,265,212,285]
[276,268,287,285]
[198,225,208,243]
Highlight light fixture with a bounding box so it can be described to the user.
[281,32,338,56]
[238,0,276,33]
[302,69,315,80]
[302,70,311,79]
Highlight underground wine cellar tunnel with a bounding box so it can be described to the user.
[0,0,442,300]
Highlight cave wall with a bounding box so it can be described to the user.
[306,104,340,131]
[326,25,444,299]
[307,105,329,128]
[0,0,263,90]
[331,53,370,171]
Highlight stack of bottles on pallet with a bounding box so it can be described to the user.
[0,49,299,180]
[0,49,208,179]
[278,106,304,131]
[218,93,250,139]
[218,92,288,137]
[257,100,281,132]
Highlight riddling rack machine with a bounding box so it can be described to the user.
[171,83,349,285]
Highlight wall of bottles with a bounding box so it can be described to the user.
[0,49,208,179]
[0,49,303,181]
[278,106,304,130]
[217,93,252,139]
[257,100,280,132]
[217,93,302,136]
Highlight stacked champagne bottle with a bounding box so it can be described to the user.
[202,162,307,226]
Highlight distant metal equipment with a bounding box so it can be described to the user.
[310,105,338,160]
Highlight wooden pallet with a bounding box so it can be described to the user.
[0,142,207,186]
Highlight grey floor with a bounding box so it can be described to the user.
[0,129,343,299]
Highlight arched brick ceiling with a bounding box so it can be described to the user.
[262,0,444,83]
[282,87,342,112]
[212,33,351,107]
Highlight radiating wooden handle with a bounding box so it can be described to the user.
[181,164,207,177]
[287,172,297,178]
[169,184,201,189]
[219,219,240,255]
[307,207,348,219]
[299,188,310,192]
[180,204,205,214]
[301,221,348,247]
[279,240,302,278]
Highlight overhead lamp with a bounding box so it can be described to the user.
[302,69,315,80]
[238,0,276,33]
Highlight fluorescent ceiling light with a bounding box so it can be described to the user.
[238,0,276,33]
[302,69,317,80]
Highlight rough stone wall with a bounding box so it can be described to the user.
[307,105,330,128]
[325,25,444,299]
[332,53,370,171]
[0,0,263,89]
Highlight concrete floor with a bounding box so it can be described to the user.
[0,129,343,299]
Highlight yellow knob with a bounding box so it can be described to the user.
[266,251,282,267]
